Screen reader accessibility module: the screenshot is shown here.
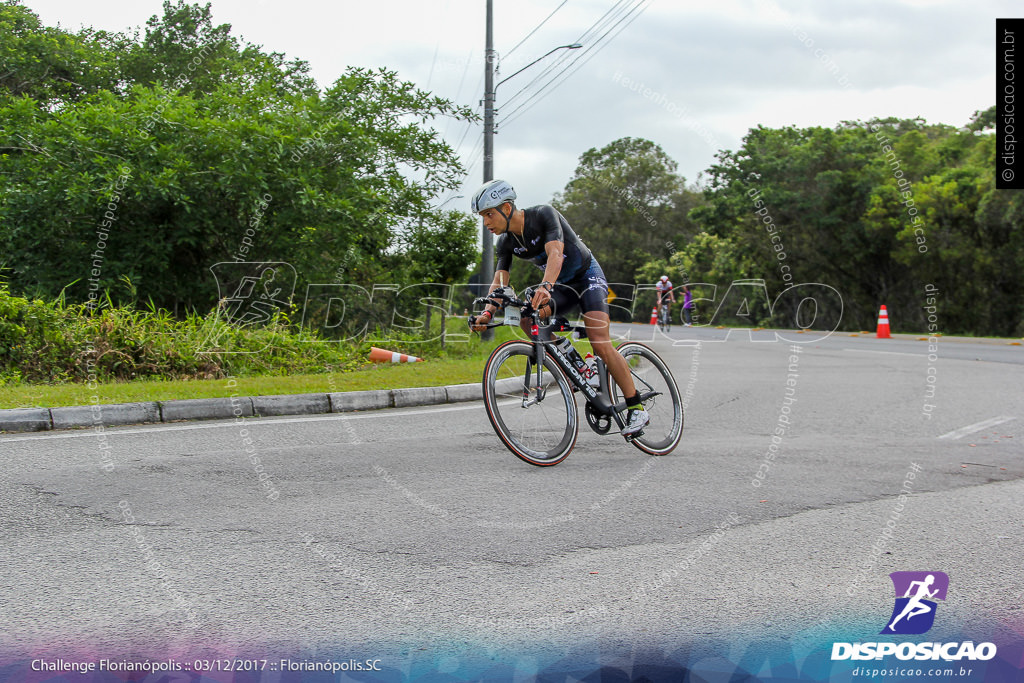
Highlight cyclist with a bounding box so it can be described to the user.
[468,179,649,436]
[656,275,674,327]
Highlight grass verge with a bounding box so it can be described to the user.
[0,358,487,409]
[0,327,594,409]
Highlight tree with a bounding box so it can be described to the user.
[0,0,128,104]
[0,2,476,314]
[966,105,996,133]
[121,1,316,98]
[690,116,1016,335]
[402,211,479,285]
[397,210,479,340]
[552,137,703,290]
[694,122,921,330]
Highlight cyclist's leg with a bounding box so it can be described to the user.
[583,310,637,399]
[574,263,639,400]
[531,282,578,336]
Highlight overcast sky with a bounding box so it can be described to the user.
[26,0,1012,211]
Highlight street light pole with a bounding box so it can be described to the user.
[482,0,496,294]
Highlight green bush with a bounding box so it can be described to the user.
[0,281,491,387]
[0,284,360,385]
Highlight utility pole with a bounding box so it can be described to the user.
[479,0,496,341]
[482,0,496,293]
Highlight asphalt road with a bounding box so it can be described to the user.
[1,326,1022,678]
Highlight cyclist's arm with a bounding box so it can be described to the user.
[534,206,566,287]
[475,235,514,319]
[483,269,510,316]
[470,270,509,330]
[531,241,563,310]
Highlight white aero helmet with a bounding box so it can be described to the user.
[471,179,517,213]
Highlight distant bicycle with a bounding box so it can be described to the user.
[470,289,683,467]
[658,302,672,332]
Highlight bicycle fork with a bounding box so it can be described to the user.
[520,345,547,408]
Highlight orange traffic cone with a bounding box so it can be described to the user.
[369,347,424,363]
[650,306,658,325]
[876,305,891,339]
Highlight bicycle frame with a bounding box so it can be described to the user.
[536,332,629,423]
[474,291,657,432]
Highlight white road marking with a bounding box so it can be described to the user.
[0,403,482,443]
[938,416,1016,440]
[843,348,923,358]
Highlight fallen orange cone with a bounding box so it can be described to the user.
[876,305,891,338]
[369,347,423,363]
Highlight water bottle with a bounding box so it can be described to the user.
[583,353,601,387]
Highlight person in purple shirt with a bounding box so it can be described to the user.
[682,284,693,326]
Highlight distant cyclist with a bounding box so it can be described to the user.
[656,275,675,327]
[468,179,649,436]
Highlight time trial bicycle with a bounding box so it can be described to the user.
[471,288,683,467]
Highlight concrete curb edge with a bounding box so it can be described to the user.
[0,383,484,434]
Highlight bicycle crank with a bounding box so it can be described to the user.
[584,402,611,435]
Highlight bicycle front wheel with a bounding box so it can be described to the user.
[483,341,578,466]
[611,342,683,456]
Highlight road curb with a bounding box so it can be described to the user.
[393,386,448,409]
[329,390,392,412]
[51,402,161,430]
[0,382,486,434]
[0,408,52,433]
[445,383,483,403]
[252,393,331,417]
[162,396,253,422]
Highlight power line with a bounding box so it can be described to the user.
[455,0,639,192]
[453,133,485,192]
[451,96,482,159]
[512,0,649,121]
[425,0,452,91]
[447,59,486,161]
[502,0,649,127]
[501,1,628,107]
[502,0,632,108]
[442,48,476,141]
[503,0,569,60]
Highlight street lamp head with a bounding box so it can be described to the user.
[494,42,585,91]
[434,194,464,210]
